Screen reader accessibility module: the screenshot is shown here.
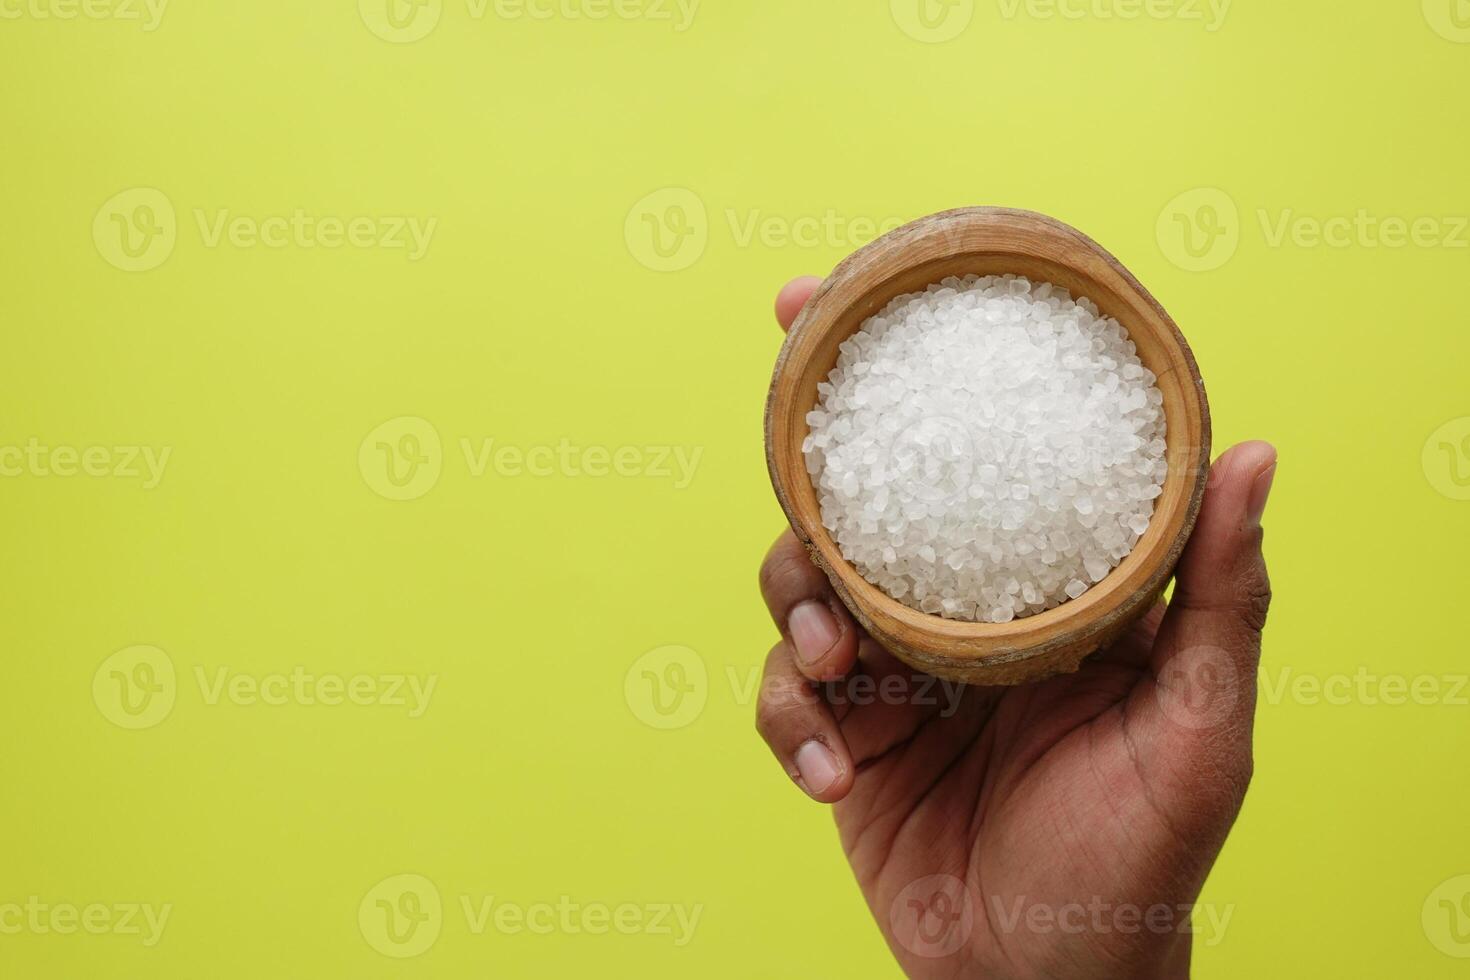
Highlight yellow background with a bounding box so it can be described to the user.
[2,0,1468,976]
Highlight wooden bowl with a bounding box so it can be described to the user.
[764,208,1211,685]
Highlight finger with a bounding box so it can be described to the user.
[1156,440,1276,668]
[759,530,861,682]
[755,642,855,803]
[774,276,823,332]
[836,637,987,767]
[1090,598,1165,670]
[1140,441,1276,733]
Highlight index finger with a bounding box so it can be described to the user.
[774,276,823,332]
[760,530,861,683]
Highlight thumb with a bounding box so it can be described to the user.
[1146,440,1277,733]
[1116,441,1277,883]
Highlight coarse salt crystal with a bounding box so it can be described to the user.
[804,275,1166,623]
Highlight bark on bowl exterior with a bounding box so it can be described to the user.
[764,208,1211,686]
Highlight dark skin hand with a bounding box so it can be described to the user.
[757,276,1276,979]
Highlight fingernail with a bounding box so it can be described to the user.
[788,601,839,668]
[795,740,840,796]
[1247,462,1276,527]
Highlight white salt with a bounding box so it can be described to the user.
[804,274,1167,623]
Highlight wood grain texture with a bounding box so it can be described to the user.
[764,208,1211,686]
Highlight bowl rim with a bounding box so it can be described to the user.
[763,206,1212,672]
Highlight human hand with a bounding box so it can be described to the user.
[756,276,1275,979]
